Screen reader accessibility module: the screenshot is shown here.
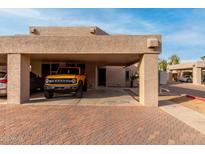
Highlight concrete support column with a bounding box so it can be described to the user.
[139,54,158,106]
[85,63,98,89]
[7,54,30,104]
[193,66,202,84]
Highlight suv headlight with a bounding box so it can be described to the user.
[45,78,49,84]
[70,78,77,84]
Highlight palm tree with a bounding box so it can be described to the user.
[158,59,167,71]
[201,56,205,61]
[168,54,180,65]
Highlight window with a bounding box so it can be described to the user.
[126,71,129,81]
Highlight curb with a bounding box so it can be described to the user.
[186,94,205,102]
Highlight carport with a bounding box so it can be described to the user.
[168,61,205,84]
[0,26,161,106]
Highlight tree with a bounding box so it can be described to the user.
[168,54,180,65]
[201,56,205,61]
[158,59,167,71]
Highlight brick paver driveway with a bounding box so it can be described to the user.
[1,104,205,144]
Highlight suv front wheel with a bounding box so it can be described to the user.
[44,91,54,99]
[187,79,192,83]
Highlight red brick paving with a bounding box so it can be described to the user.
[0,104,205,144]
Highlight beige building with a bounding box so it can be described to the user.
[167,61,205,84]
[102,64,139,87]
[0,26,161,106]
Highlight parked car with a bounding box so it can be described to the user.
[0,71,7,96]
[44,67,87,98]
[0,72,44,95]
[30,72,44,93]
[179,75,192,83]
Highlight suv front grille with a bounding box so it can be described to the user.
[47,78,76,84]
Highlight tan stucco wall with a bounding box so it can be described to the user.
[31,60,42,77]
[105,63,139,87]
[168,62,194,70]
[196,61,205,68]
[139,54,158,106]
[106,66,126,87]
[168,61,205,71]
[0,35,161,55]
[29,26,109,36]
[193,66,202,84]
[7,54,30,104]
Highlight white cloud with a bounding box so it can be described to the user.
[53,9,159,34]
[0,8,204,61]
[0,9,159,35]
[164,31,205,47]
[0,8,42,19]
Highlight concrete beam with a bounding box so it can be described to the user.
[167,62,195,70]
[193,66,202,85]
[139,54,158,106]
[7,54,30,104]
[0,35,161,54]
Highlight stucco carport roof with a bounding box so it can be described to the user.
[168,61,205,70]
[0,34,161,66]
[30,53,141,66]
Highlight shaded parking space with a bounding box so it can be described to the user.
[28,88,139,106]
[1,104,205,144]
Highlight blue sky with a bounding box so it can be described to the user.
[0,8,204,61]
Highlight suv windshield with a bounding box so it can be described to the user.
[57,68,79,75]
[0,72,6,78]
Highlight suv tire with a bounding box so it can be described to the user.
[187,79,192,83]
[44,91,54,99]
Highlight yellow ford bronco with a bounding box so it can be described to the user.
[44,67,87,98]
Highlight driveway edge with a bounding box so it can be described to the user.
[160,100,205,135]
